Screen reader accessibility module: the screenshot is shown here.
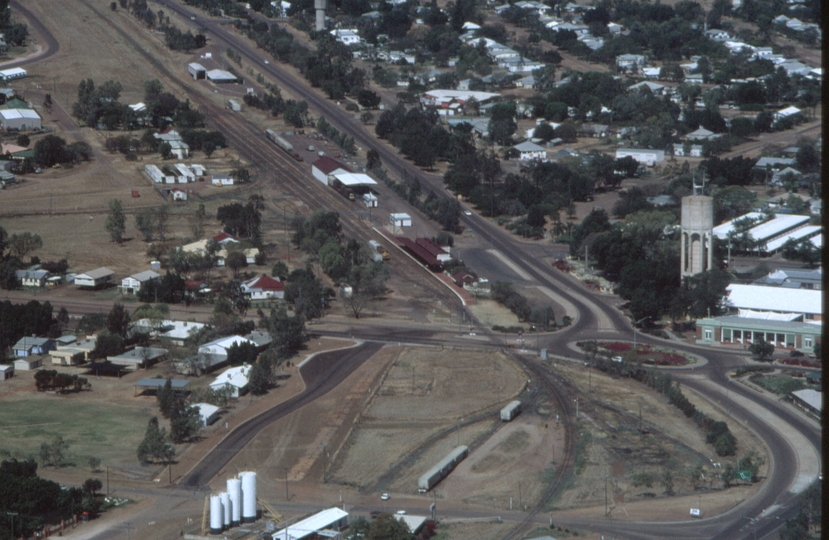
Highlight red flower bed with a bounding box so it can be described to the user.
[603,342,631,352]
[780,358,819,368]
[655,352,686,366]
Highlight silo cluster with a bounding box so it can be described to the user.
[209,471,258,534]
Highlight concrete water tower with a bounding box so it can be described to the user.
[681,195,714,276]
[315,0,326,31]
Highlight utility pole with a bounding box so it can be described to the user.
[322,444,327,483]
[604,475,609,516]
[283,467,289,501]
[574,398,578,419]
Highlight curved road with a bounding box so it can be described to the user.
[13,3,820,539]
[180,341,383,487]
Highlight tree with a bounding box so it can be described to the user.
[106,302,131,337]
[106,199,126,243]
[82,478,103,495]
[366,513,416,540]
[357,89,381,109]
[526,205,547,228]
[16,134,29,147]
[226,250,247,278]
[33,135,69,167]
[488,102,517,145]
[88,456,101,472]
[170,405,201,443]
[749,339,774,361]
[137,417,169,463]
[661,469,674,495]
[248,359,271,396]
[90,330,125,360]
[8,232,42,259]
[158,141,172,159]
[157,378,175,418]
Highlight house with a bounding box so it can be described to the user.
[578,123,609,138]
[107,347,169,370]
[683,127,720,141]
[704,29,731,41]
[170,188,188,201]
[153,127,182,142]
[453,270,477,288]
[390,213,412,228]
[13,357,42,371]
[312,156,351,185]
[514,141,546,160]
[615,148,665,166]
[121,270,160,295]
[0,365,13,380]
[773,106,802,121]
[0,108,41,131]
[616,54,646,72]
[331,28,361,46]
[241,274,285,300]
[754,157,795,170]
[210,364,253,398]
[627,81,665,94]
[193,403,221,426]
[753,268,822,290]
[132,319,206,346]
[75,267,114,288]
[168,140,189,159]
[15,268,50,287]
[771,167,801,186]
[49,336,96,366]
[13,337,54,357]
[671,143,703,157]
[196,336,256,373]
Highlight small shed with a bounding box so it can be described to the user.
[108,347,169,370]
[228,99,242,112]
[0,364,13,380]
[188,62,206,80]
[13,357,42,371]
[193,402,221,426]
[390,213,412,228]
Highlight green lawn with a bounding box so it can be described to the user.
[0,398,153,468]
[749,374,807,396]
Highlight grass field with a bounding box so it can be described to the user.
[748,374,808,396]
[0,397,152,468]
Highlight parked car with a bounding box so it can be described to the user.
[790,350,804,357]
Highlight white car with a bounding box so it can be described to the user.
[380,493,390,501]
[464,211,472,216]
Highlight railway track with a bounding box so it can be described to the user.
[79,0,463,315]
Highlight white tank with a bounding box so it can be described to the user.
[227,477,242,526]
[209,495,223,534]
[240,471,257,523]
[220,492,231,527]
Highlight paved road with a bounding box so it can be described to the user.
[11,3,821,539]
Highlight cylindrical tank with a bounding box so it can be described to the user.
[314,0,326,31]
[227,477,242,526]
[220,492,231,528]
[240,471,257,523]
[209,495,223,534]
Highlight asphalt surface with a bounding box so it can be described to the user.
[179,341,383,488]
[8,3,822,539]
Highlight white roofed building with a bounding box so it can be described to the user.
[0,108,41,131]
[271,508,349,540]
[210,364,253,398]
[725,284,821,322]
[121,270,160,295]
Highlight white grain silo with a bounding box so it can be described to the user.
[220,491,231,528]
[240,471,258,523]
[227,477,242,526]
[209,495,223,534]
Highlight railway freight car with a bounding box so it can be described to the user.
[265,129,304,161]
[418,446,468,492]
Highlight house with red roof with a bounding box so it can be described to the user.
[241,274,285,300]
[211,232,239,245]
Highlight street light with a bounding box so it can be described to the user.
[7,512,17,539]
[633,316,652,353]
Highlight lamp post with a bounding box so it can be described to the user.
[7,512,17,539]
[633,316,652,353]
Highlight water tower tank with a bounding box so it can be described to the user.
[209,495,223,534]
[227,477,242,526]
[240,471,258,523]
